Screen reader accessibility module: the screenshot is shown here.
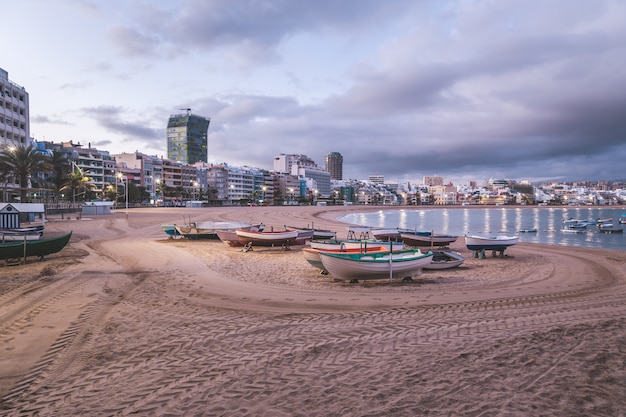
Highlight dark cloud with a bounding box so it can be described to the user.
[81,106,163,150]
[22,0,626,183]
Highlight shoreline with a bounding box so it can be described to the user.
[1,206,625,416]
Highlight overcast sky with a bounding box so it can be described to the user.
[4,0,626,184]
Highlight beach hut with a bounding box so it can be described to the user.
[0,203,46,228]
[81,201,114,215]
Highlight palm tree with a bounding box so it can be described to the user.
[60,163,95,203]
[0,143,52,202]
[48,151,72,203]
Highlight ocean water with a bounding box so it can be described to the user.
[338,206,626,251]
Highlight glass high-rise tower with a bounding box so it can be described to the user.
[324,152,343,180]
[167,109,210,164]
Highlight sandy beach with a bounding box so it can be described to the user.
[1,205,625,416]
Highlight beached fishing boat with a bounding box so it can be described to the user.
[423,250,465,270]
[0,225,45,241]
[319,249,433,282]
[176,221,256,240]
[400,231,458,247]
[235,228,299,246]
[308,238,404,251]
[0,232,72,261]
[301,245,389,273]
[370,228,410,241]
[216,229,244,247]
[464,235,519,251]
[285,225,336,240]
[161,225,181,238]
[285,227,315,244]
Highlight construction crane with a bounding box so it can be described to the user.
[180,108,191,116]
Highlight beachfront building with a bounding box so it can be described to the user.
[0,67,29,149]
[1,67,31,200]
[368,175,384,185]
[166,109,210,165]
[430,184,458,205]
[423,176,444,186]
[40,141,115,198]
[227,165,255,205]
[274,153,331,197]
[271,172,301,205]
[324,152,343,180]
[112,151,164,204]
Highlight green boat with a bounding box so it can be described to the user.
[0,232,72,261]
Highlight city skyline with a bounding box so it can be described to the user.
[3,1,626,184]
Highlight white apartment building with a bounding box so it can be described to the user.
[0,67,29,149]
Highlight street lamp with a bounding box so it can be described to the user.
[261,185,267,205]
[117,173,128,219]
[289,187,294,205]
[155,178,161,207]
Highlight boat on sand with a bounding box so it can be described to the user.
[0,232,72,261]
[464,235,519,254]
[423,250,465,270]
[302,245,389,273]
[235,228,299,247]
[176,221,256,240]
[319,249,433,282]
[400,231,458,247]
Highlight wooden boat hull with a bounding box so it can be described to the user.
[176,221,255,240]
[285,226,336,240]
[400,232,458,247]
[235,229,299,246]
[0,225,45,241]
[319,249,433,281]
[215,230,245,246]
[161,225,181,237]
[370,228,410,241]
[301,246,389,271]
[423,250,465,270]
[0,232,72,261]
[464,235,519,250]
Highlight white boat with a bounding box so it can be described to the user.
[423,250,465,270]
[561,227,586,234]
[0,225,45,241]
[400,231,458,247]
[464,235,519,251]
[235,228,299,246]
[301,246,389,272]
[319,249,433,282]
[370,228,409,241]
[175,221,256,240]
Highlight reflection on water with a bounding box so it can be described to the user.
[339,207,626,251]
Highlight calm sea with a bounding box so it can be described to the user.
[338,206,626,251]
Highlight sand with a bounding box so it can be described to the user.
[0,205,625,416]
